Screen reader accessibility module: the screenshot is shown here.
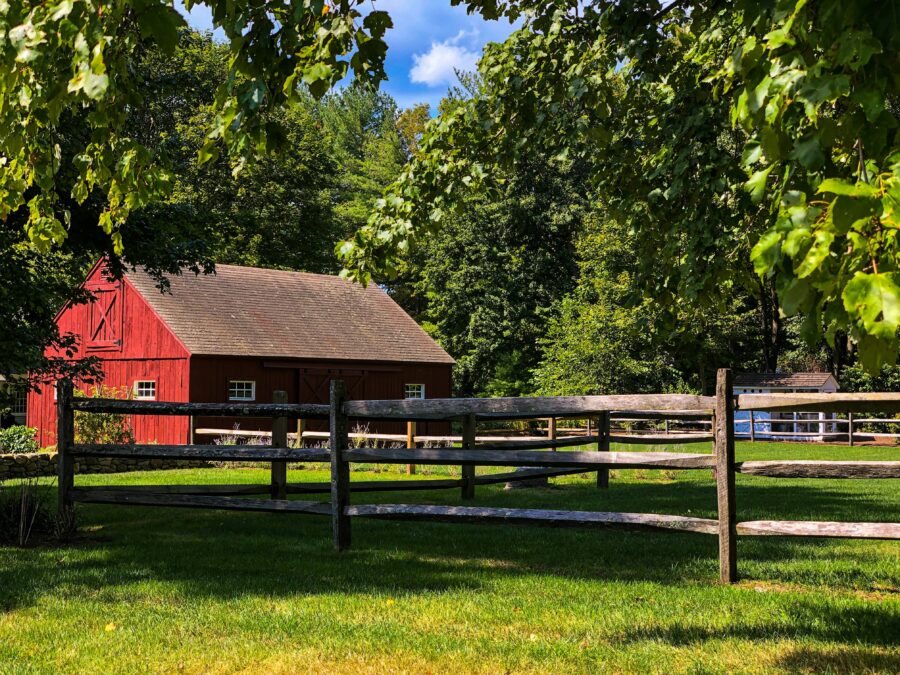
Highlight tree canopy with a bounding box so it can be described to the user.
[0,27,403,382]
[337,1,900,371]
[2,0,899,375]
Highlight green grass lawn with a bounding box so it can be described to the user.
[1,441,898,673]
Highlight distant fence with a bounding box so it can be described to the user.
[196,409,897,448]
[56,371,899,584]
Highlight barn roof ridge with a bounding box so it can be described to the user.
[124,264,455,365]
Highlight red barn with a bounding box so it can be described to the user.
[29,261,454,447]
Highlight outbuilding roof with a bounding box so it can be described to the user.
[125,265,454,364]
[734,372,836,389]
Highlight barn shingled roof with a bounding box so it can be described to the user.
[125,265,455,364]
[734,372,836,389]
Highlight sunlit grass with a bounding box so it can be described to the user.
[1,441,897,673]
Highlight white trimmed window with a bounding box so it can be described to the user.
[134,380,157,401]
[11,388,27,415]
[228,380,256,401]
[404,383,425,400]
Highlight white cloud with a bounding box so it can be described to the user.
[410,30,480,87]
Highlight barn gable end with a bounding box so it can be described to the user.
[28,261,191,447]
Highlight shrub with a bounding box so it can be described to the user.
[0,478,62,546]
[74,385,135,445]
[0,425,38,454]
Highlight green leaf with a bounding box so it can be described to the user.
[750,229,782,276]
[362,10,393,37]
[795,229,834,278]
[830,195,880,234]
[842,272,900,339]
[789,136,824,169]
[851,85,885,122]
[82,72,109,99]
[741,140,762,166]
[197,141,219,165]
[50,0,74,20]
[797,74,851,106]
[834,30,882,71]
[138,5,186,54]
[780,277,810,315]
[745,165,774,204]
[817,179,879,198]
[781,227,810,259]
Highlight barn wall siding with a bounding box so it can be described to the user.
[189,357,452,439]
[28,262,191,447]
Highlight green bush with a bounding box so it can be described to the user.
[74,385,135,445]
[0,425,38,454]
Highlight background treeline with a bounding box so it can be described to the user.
[4,31,889,397]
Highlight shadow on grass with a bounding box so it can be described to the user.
[1,477,896,647]
[775,644,900,671]
[609,596,900,648]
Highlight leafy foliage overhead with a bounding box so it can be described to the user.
[4,0,899,372]
[337,0,900,370]
[1,0,391,254]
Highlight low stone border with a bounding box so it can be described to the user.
[0,452,211,481]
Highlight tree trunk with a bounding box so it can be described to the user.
[757,277,782,372]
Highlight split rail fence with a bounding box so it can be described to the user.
[57,369,899,584]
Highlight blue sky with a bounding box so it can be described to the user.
[177,1,516,111]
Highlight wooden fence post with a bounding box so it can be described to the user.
[330,380,351,551]
[461,414,476,500]
[597,411,610,489]
[749,410,755,442]
[57,379,75,519]
[848,412,854,447]
[270,390,288,500]
[548,417,557,448]
[406,420,417,475]
[715,368,737,583]
[296,418,306,448]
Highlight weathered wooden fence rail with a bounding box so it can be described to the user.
[196,409,900,447]
[56,370,899,584]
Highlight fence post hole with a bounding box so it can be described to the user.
[848,412,854,447]
[406,420,417,475]
[461,414,476,500]
[715,368,737,583]
[270,390,288,500]
[330,380,351,551]
[597,411,610,489]
[749,410,755,442]
[57,379,75,520]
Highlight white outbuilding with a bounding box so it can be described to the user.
[734,372,839,441]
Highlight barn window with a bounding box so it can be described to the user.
[229,380,256,401]
[11,387,27,421]
[133,380,156,401]
[404,383,425,399]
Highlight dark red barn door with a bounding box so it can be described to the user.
[300,369,367,403]
[86,281,123,351]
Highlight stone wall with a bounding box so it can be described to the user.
[0,452,212,481]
